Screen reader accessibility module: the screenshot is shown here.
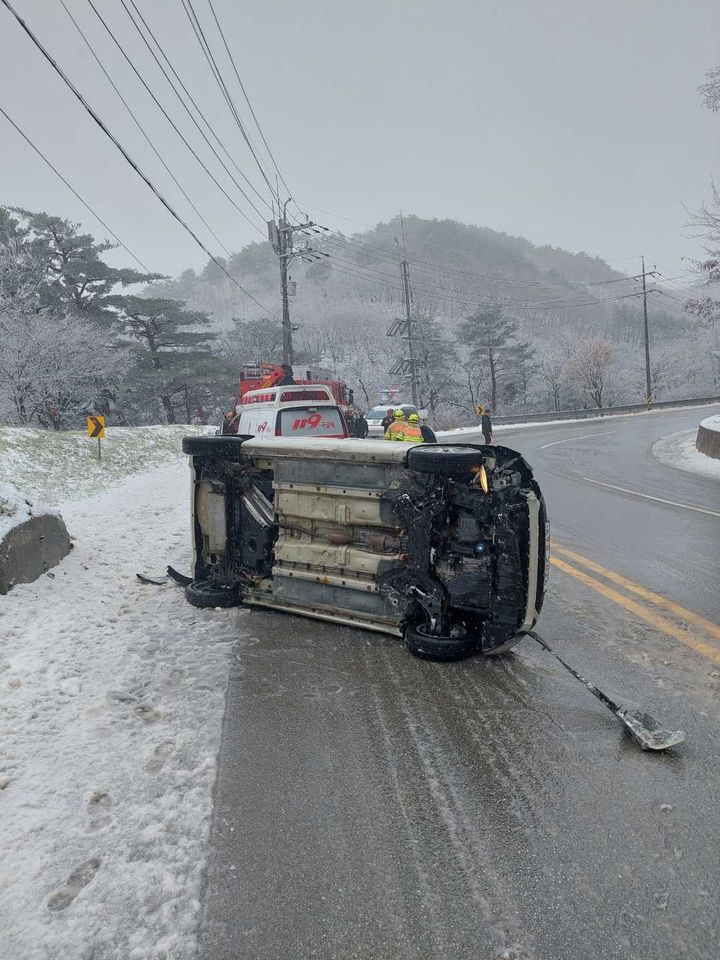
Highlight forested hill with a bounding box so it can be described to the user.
[143,214,701,418]
[147,214,632,330]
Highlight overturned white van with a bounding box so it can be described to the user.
[181,436,547,661]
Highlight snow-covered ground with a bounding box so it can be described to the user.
[653,428,720,481]
[0,425,212,506]
[0,458,244,959]
[0,481,58,540]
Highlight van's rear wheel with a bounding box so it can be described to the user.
[182,436,250,460]
[185,579,241,609]
[404,622,476,662]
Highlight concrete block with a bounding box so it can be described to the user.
[696,415,720,460]
[0,513,72,595]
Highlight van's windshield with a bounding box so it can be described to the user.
[278,407,346,437]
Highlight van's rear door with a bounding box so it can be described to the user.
[277,406,347,438]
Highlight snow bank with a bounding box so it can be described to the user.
[0,481,58,540]
[0,424,214,507]
[700,413,720,431]
[0,460,241,959]
[653,429,720,481]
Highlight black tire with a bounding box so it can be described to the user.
[404,622,477,662]
[184,579,241,609]
[405,444,487,478]
[182,435,251,460]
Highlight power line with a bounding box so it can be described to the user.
[316,252,648,314]
[0,102,153,273]
[648,291,700,319]
[180,0,278,202]
[322,229,644,291]
[57,0,231,256]
[323,249,649,310]
[122,0,272,215]
[0,0,275,315]
[83,0,267,236]
[206,0,294,201]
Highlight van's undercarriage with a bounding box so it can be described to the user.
[182,437,547,660]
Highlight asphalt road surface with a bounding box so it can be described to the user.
[199,404,720,960]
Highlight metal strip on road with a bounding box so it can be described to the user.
[550,556,720,665]
[581,475,720,518]
[539,431,616,449]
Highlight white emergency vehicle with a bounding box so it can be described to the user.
[235,384,349,439]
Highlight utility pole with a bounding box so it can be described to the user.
[388,216,419,406]
[641,255,652,407]
[268,200,322,365]
[400,258,419,406]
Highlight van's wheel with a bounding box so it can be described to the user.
[406,444,486,478]
[181,436,250,460]
[184,579,241,609]
[404,622,476,662]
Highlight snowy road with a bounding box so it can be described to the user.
[3,410,719,960]
[0,462,240,960]
[200,405,720,960]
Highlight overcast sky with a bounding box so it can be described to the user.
[1,0,718,280]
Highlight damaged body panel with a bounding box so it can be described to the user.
[182,436,547,659]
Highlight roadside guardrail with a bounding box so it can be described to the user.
[489,395,720,426]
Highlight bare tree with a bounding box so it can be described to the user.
[567,338,617,408]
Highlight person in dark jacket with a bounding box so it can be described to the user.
[356,412,369,438]
[481,410,493,445]
[380,408,395,433]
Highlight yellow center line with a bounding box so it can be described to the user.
[549,556,720,666]
[553,544,720,644]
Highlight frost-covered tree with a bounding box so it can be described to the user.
[685,67,720,342]
[567,338,617,408]
[0,220,124,426]
[0,303,122,427]
[457,303,531,413]
[219,316,284,367]
[107,295,220,424]
[699,66,720,113]
[3,207,162,322]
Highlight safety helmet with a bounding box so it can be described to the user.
[408,413,419,422]
[394,409,405,419]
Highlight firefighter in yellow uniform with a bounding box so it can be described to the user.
[384,408,406,440]
[401,413,424,443]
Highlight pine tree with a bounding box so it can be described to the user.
[8,208,162,322]
[457,303,527,413]
[107,294,221,424]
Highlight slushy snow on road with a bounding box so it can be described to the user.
[653,426,720,482]
[0,460,242,959]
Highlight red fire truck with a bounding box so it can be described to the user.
[237,362,354,410]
